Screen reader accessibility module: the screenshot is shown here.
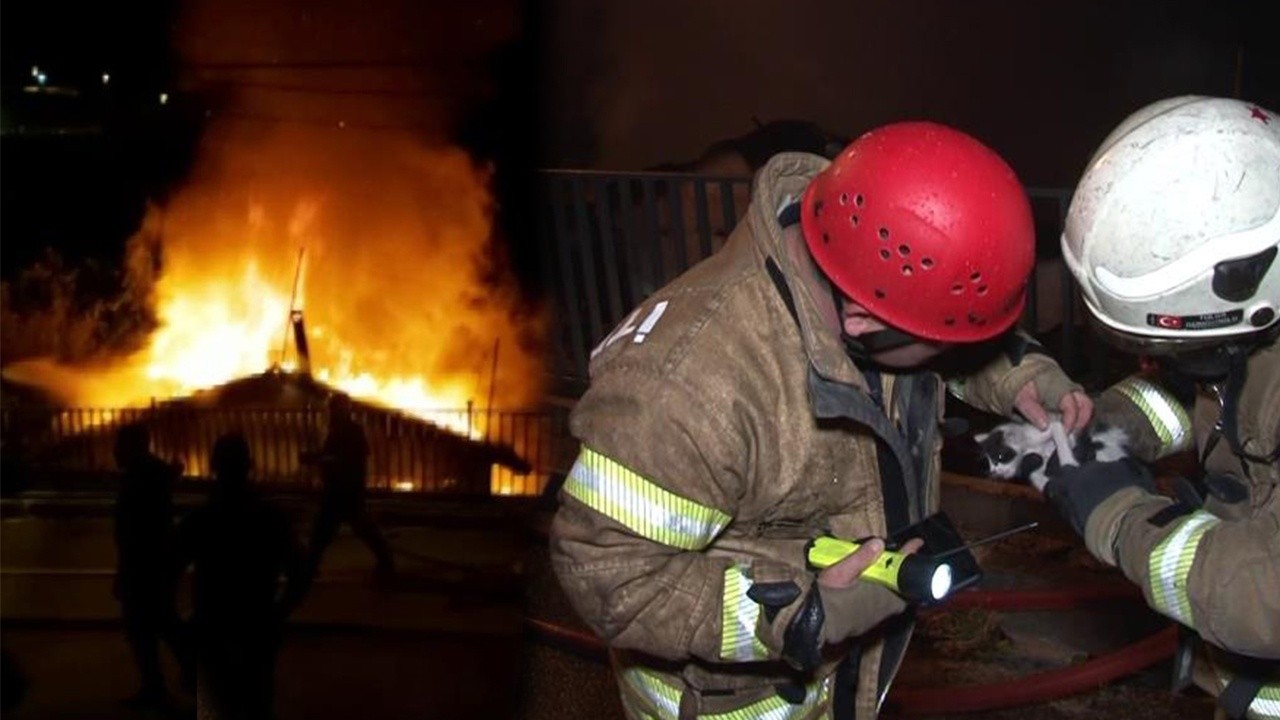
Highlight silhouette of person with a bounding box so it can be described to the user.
[299,393,395,584]
[112,422,191,707]
[2,647,27,714]
[176,432,305,720]
[1,435,30,498]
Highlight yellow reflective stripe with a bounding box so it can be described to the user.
[564,447,731,550]
[720,565,769,662]
[1114,377,1192,456]
[1251,684,1280,720]
[1147,510,1219,626]
[623,668,830,720]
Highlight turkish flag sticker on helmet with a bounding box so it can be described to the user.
[1146,311,1244,332]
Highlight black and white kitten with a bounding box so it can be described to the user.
[975,415,1131,491]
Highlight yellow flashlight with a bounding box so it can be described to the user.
[806,536,953,603]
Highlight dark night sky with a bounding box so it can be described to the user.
[538,0,1280,185]
[3,0,1278,282]
[1,0,538,280]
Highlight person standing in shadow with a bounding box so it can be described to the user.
[177,432,306,720]
[299,393,396,586]
[112,422,192,708]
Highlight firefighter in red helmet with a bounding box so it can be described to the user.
[551,122,1091,719]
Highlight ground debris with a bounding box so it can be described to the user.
[917,608,1008,658]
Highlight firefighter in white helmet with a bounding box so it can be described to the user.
[1044,96,1280,719]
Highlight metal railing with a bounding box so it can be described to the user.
[0,404,570,497]
[537,169,1084,395]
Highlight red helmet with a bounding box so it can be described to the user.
[800,121,1035,342]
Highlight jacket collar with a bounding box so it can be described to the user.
[747,152,866,389]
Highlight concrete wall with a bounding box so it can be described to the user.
[539,0,1250,186]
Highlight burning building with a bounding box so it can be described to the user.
[0,1,551,495]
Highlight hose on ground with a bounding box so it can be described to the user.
[524,583,1177,715]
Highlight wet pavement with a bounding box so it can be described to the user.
[2,481,1223,719]
[4,626,521,720]
[2,493,528,719]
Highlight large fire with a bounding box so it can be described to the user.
[0,0,547,493]
[4,123,545,443]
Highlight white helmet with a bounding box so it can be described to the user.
[1063,96,1280,353]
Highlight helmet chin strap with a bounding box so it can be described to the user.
[1161,344,1237,381]
[1169,333,1280,466]
[1217,344,1280,465]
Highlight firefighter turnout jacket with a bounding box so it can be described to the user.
[1087,339,1280,719]
[550,153,1084,720]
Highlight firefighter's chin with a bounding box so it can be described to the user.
[868,341,951,368]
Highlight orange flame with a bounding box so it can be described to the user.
[5,123,545,443]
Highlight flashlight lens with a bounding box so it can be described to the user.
[930,564,953,600]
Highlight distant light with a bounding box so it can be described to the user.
[337,120,346,129]
[30,66,39,78]
[102,73,111,85]
[36,73,47,86]
[393,481,414,492]
[159,92,169,105]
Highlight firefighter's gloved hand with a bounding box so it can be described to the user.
[816,537,916,644]
[1043,458,1156,536]
[818,579,907,645]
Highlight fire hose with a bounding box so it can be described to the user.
[524,584,1178,715]
[526,442,1182,714]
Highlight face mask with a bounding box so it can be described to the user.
[831,284,928,365]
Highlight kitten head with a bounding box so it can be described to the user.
[974,422,1056,481]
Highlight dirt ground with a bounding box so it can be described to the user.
[886,529,1217,720]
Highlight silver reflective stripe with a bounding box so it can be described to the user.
[1113,377,1192,457]
[720,565,769,662]
[946,378,968,402]
[621,668,681,720]
[564,447,731,550]
[1251,684,1280,720]
[1147,510,1219,626]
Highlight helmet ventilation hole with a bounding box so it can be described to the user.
[874,289,886,299]
[879,249,891,260]
[968,313,986,325]
[839,192,849,206]
[878,227,890,241]
[921,257,935,269]
[850,214,860,227]
[898,245,911,256]
[970,271,982,282]
[944,317,956,326]
[950,284,965,295]
[901,265,913,276]
[855,194,865,207]
[813,200,824,217]
[822,232,831,245]
[976,285,988,295]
